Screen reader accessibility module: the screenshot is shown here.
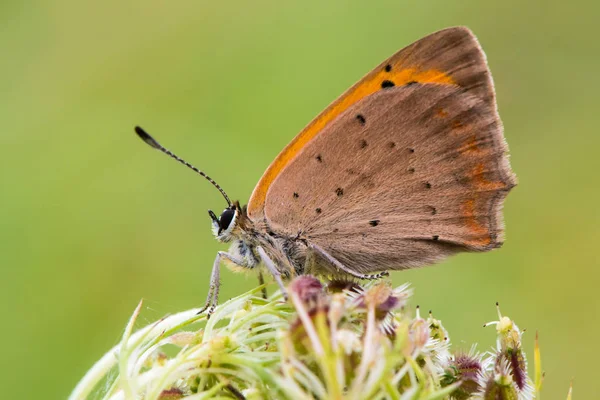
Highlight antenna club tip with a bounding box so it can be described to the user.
[134,125,161,150]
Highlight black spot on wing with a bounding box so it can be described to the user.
[356,114,366,125]
[381,80,395,89]
[336,187,344,197]
[424,182,432,189]
[316,154,322,163]
[360,139,368,149]
[369,220,380,226]
[315,208,322,214]
[432,235,439,241]
[384,64,392,72]
[293,192,299,198]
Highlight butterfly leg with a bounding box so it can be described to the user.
[197,251,248,317]
[309,243,389,280]
[257,246,288,300]
[257,272,268,299]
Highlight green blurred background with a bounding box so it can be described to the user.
[1,0,597,398]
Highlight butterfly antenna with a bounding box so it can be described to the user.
[134,126,232,206]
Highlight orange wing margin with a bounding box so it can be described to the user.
[247,26,494,217]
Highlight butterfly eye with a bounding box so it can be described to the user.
[218,208,236,233]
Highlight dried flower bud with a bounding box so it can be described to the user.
[442,352,484,400]
[363,283,394,308]
[288,276,330,356]
[289,275,324,304]
[352,282,409,320]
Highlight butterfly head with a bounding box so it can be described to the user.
[209,203,240,242]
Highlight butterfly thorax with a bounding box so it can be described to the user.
[244,210,308,277]
[212,201,306,276]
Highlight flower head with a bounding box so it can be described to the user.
[479,358,521,400]
[442,347,485,400]
[70,278,542,400]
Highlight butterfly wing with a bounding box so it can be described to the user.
[262,83,515,273]
[247,26,516,274]
[247,26,499,218]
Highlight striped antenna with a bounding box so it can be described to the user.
[135,126,232,206]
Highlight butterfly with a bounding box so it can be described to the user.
[136,26,516,315]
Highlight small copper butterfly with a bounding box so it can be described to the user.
[135,26,516,315]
